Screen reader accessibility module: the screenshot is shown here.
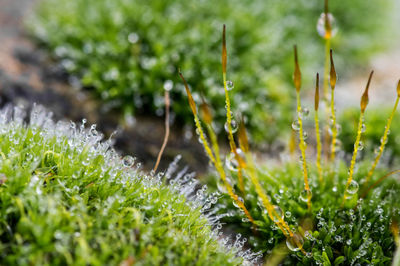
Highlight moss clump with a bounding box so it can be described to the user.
[0,105,255,265]
[180,26,400,264]
[213,162,398,264]
[28,0,394,143]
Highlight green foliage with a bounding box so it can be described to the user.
[180,22,400,263]
[208,161,398,264]
[28,0,393,143]
[339,107,400,165]
[0,105,246,265]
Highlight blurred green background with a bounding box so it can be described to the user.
[29,0,397,147]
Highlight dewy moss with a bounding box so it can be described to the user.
[180,25,400,264]
[0,104,260,265]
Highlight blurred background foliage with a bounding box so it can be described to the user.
[29,0,395,145]
[339,107,400,166]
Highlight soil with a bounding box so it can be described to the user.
[0,0,209,174]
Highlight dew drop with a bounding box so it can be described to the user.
[217,180,228,194]
[286,233,304,252]
[361,123,366,133]
[346,180,359,195]
[226,80,234,91]
[299,189,310,202]
[299,107,309,118]
[122,155,135,167]
[225,152,239,172]
[358,141,364,151]
[232,196,244,208]
[272,205,284,222]
[303,131,308,140]
[317,13,338,39]
[380,137,388,145]
[292,120,300,131]
[224,119,238,133]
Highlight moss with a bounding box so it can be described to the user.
[27,0,394,144]
[181,25,400,264]
[212,161,398,264]
[0,105,254,265]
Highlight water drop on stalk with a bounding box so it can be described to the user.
[357,140,364,151]
[299,189,310,202]
[303,131,308,140]
[286,233,304,252]
[299,107,309,118]
[272,205,284,222]
[226,80,234,91]
[292,120,300,131]
[225,152,239,172]
[224,119,238,133]
[346,180,359,195]
[317,13,338,39]
[232,196,244,208]
[361,123,366,133]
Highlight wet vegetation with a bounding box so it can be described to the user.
[28,0,393,144]
[179,21,400,264]
[0,0,399,265]
[0,105,257,265]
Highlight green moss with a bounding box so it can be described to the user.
[28,0,394,143]
[209,161,398,264]
[0,105,251,265]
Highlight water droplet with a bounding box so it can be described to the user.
[346,239,352,245]
[375,207,383,215]
[285,211,292,218]
[332,186,337,192]
[226,80,234,91]
[292,120,300,131]
[380,137,388,145]
[272,205,284,222]
[224,119,238,133]
[217,180,228,194]
[225,152,239,172]
[286,233,304,252]
[317,13,338,39]
[163,80,173,91]
[122,155,135,167]
[358,141,364,151]
[299,189,310,202]
[361,123,366,133]
[299,107,309,118]
[303,131,308,140]
[346,180,359,195]
[128,32,139,43]
[232,196,244,208]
